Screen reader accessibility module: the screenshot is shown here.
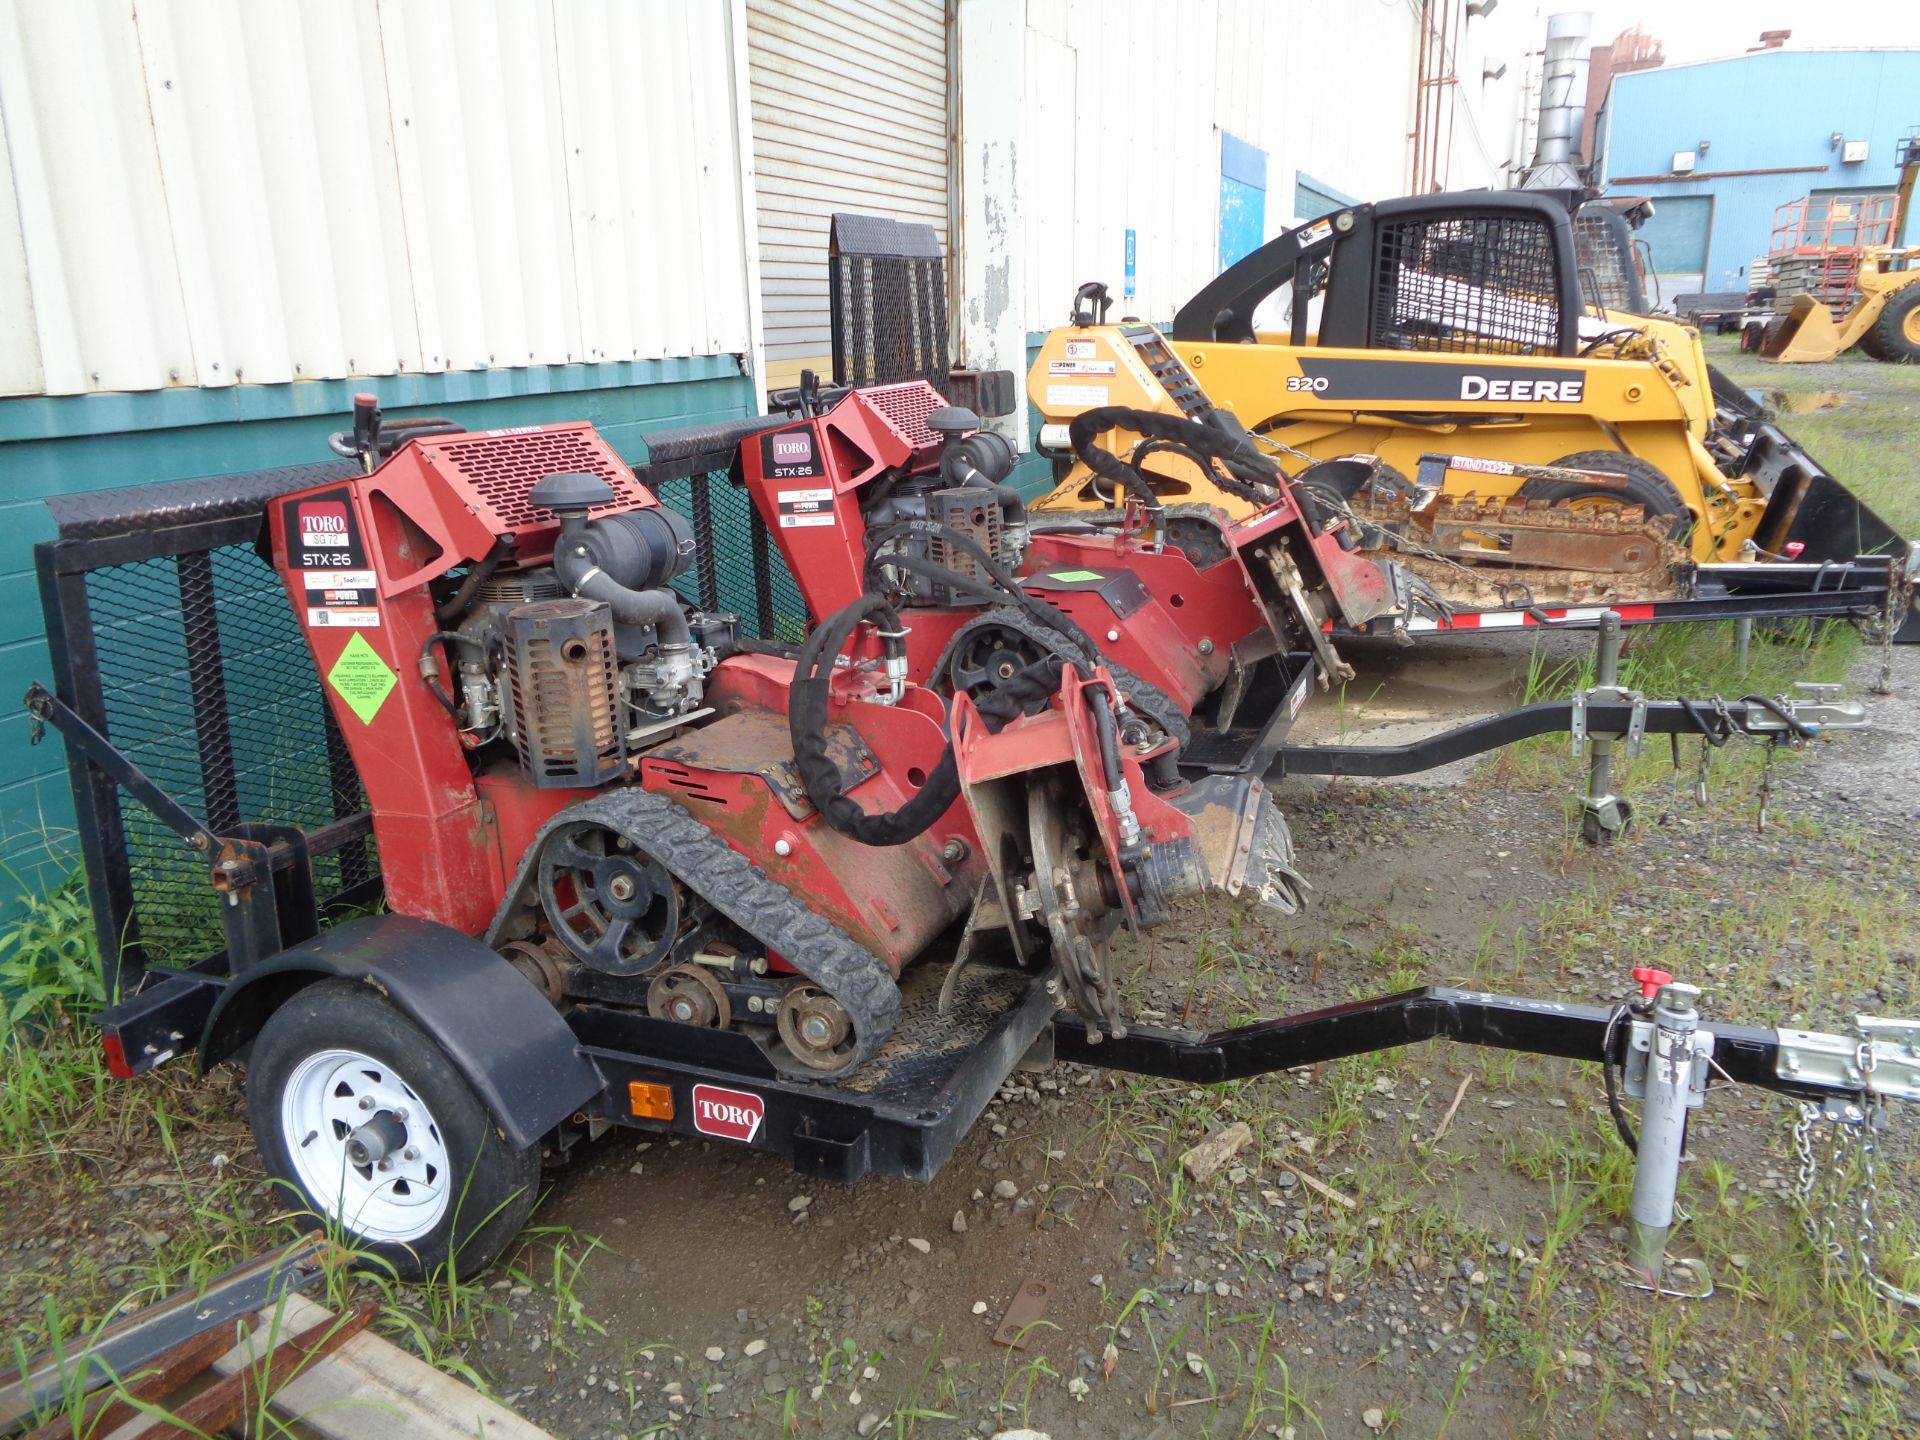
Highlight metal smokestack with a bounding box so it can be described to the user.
[1523,10,1593,188]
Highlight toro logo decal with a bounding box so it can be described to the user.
[771,432,814,464]
[691,1084,765,1144]
[298,501,352,548]
[762,427,824,481]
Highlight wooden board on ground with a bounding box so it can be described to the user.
[102,1294,551,1440]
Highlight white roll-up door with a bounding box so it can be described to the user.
[747,0,950,389]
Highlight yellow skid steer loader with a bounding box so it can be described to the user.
[1025,190,1917,637]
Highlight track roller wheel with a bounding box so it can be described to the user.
[776,983,857,1072]
[538,819,682,976]
[647,963,732,1028]
[944,620,1047,702]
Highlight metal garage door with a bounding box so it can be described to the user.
[746,0,950,390]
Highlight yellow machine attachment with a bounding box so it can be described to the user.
[1028,192,1912,596]
[1760,248,1920,364]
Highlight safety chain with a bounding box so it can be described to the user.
[1873,574,1907,696]
[1790,1038,1920,1308]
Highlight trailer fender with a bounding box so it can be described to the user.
[199,914,602,1151]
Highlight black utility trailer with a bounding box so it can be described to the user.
[28,443,1920,1299]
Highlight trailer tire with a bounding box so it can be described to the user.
[247,980,539,1280]
[1517,451,1692,541]
[1866,285,1920,363]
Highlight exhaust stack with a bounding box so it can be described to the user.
[1522,10,1594,189]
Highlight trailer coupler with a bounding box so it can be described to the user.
[1054,977,1919,1298]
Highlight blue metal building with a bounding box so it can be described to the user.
[1595,47,1920,297]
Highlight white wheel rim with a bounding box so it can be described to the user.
[279,1047,453,1244]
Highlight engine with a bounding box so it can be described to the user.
[439,470,728,788]
[862,406,1029,606]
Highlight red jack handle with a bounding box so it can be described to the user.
[1631,966,1673,1001]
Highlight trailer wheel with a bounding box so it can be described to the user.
[1516,451,1692,542]
[247,980,540,1279]
[1866,285,1920,363]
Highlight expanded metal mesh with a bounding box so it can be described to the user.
[82,542,372,967]
[1373,214,1563,355]
[1573,212,1639,313]
[651,470,811,644]
[829,212,948,390]
[419,425,646,531]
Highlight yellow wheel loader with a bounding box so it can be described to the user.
[1026,190,1917,637]
[1760,248,1920,364]
[1762,131,1920,364]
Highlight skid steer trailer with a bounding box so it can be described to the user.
[23,393,1910,1296]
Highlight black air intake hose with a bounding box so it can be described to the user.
[532,471,699,646]
[551,508,695,646]
[939,429,1027,531]
[555,555,691,646]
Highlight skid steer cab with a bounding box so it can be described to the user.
[24,386,1912,1287]
[1028,189,1918,640]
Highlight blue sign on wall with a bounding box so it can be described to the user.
[1124,229,1136,298]
[1219,133,1267,272]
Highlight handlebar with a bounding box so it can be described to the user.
[766,368,853,419]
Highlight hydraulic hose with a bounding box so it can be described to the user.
[863,518,1104,677]
[1069,406,1284,510]
[789,591,1068,847]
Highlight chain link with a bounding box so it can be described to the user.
[1789,1038,1920,1308]
[1874,573,1907,696]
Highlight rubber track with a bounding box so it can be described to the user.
[931,605,1192,748]
[521,789,901,1080]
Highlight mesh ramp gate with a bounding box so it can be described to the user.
[38,463,374,996]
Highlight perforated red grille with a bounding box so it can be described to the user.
[858,380,946,452]
[416,424,649,532]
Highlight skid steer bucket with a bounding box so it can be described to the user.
[1761,295,1845,363]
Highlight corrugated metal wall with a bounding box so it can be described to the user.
[0,0,755,399]
[1017,0,1523,332]
[747,0,949,388]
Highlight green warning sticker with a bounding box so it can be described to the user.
[1046,569,1105,583]
[326,631,398,725]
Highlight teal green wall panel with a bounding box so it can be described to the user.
[0,361,755,898]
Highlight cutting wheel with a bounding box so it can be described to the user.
[1025,778,1125,1039]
